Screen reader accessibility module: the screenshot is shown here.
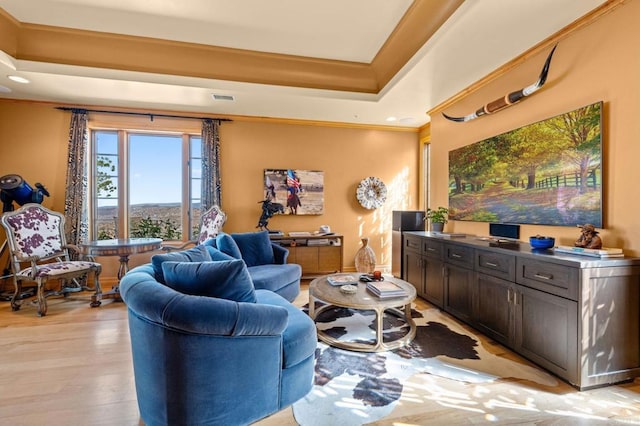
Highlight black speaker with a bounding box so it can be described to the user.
[489,223,520,240]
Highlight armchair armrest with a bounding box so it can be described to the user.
[64,244,81,254]
[120,270,289,337]
[271,243,289,264]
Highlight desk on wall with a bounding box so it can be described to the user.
[270,234,343,279]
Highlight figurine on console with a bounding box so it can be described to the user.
[256,198,284,231]
[575,223,602,249]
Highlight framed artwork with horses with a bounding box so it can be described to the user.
[263,169,324,216]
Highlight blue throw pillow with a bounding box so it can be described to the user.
[205,246,237,261]
[231,231,275,267]
[161,259,257,303]
[151,245,212,284]
[216,232,242,259]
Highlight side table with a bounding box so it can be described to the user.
[78,238,162,304]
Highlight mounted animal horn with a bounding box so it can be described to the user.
[443,44,558,123]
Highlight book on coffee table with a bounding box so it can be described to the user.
[366,280,408,298]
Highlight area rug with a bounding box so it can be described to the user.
[292,304,560,426]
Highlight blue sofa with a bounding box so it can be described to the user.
[207,230,302,302]
[120,259,317,426]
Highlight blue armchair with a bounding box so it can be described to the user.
[120,263,317,426]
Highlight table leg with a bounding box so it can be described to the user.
[374,307,385,351]
[117,255,130,281]
[96,255,129,302]
[308,294,316,319]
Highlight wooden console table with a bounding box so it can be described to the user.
[270,234,343,278]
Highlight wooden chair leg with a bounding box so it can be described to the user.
[10,278,21,311]
[37,280,47,317]
[91,270,102,308]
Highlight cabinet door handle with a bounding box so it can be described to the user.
[427,247,436,252]
[534,273,553,280]
[486,262,498,267]
[507,288,512,303]
[451,253,462,258]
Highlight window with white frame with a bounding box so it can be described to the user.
[90,129,202,241]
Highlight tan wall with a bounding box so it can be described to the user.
[429,0,640,256]
[0,100,420,280]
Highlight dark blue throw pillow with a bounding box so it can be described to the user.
[205,246,237,261]
[231,231,275,267]
[161,259,257,303]
[151,245,212,284]
[215,232,243,259]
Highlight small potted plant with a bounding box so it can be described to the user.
[426,206,449,232]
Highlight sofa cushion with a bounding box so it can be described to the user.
[231,231,275,267]
[161,259,257,303]
[151,245,211,284]
[248,264,301,293]
[205,246,237,261]
[216,232,243,260]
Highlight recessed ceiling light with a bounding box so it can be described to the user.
[385,116,397,122]
[211,93,235,101]
[0,85,11,93]
[8,75,30,84]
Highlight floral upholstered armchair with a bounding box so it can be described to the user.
[163,205,226,251]
[0,203,102,317]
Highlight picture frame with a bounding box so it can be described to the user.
[264,169,324,215]
[448,101,602,227]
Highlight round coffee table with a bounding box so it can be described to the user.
[308,274,417,352]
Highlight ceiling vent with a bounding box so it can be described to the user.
[212,94,235,101]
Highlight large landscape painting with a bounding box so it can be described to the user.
[264,169,324,215]
[449,101,602,227]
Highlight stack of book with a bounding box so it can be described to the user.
[366,280,408,299]
[554,245,624,258]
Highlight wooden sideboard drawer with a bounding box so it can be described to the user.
[516,258,579,300]
[422,239,443,259]
[404,235,423,253]
[444,243,474,268]
[476,249,515,281]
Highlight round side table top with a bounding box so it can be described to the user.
[309,273,416,310]
[78,238,162,256]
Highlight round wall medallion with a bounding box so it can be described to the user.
[356,177,387,209]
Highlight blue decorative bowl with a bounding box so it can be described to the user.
[529,236,555,249]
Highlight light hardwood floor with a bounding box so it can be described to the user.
[1,283,639,425]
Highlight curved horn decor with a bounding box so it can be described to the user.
[443,44,558,123]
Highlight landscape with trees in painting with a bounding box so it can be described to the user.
[449,101,602,227]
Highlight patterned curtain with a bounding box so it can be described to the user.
[201,119,222,210]
[64,109,89,248]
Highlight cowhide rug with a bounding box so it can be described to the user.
[292,304,559,426]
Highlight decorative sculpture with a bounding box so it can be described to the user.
[443,44,558,122]
[257,198,284,231]
[574,223,602,249]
